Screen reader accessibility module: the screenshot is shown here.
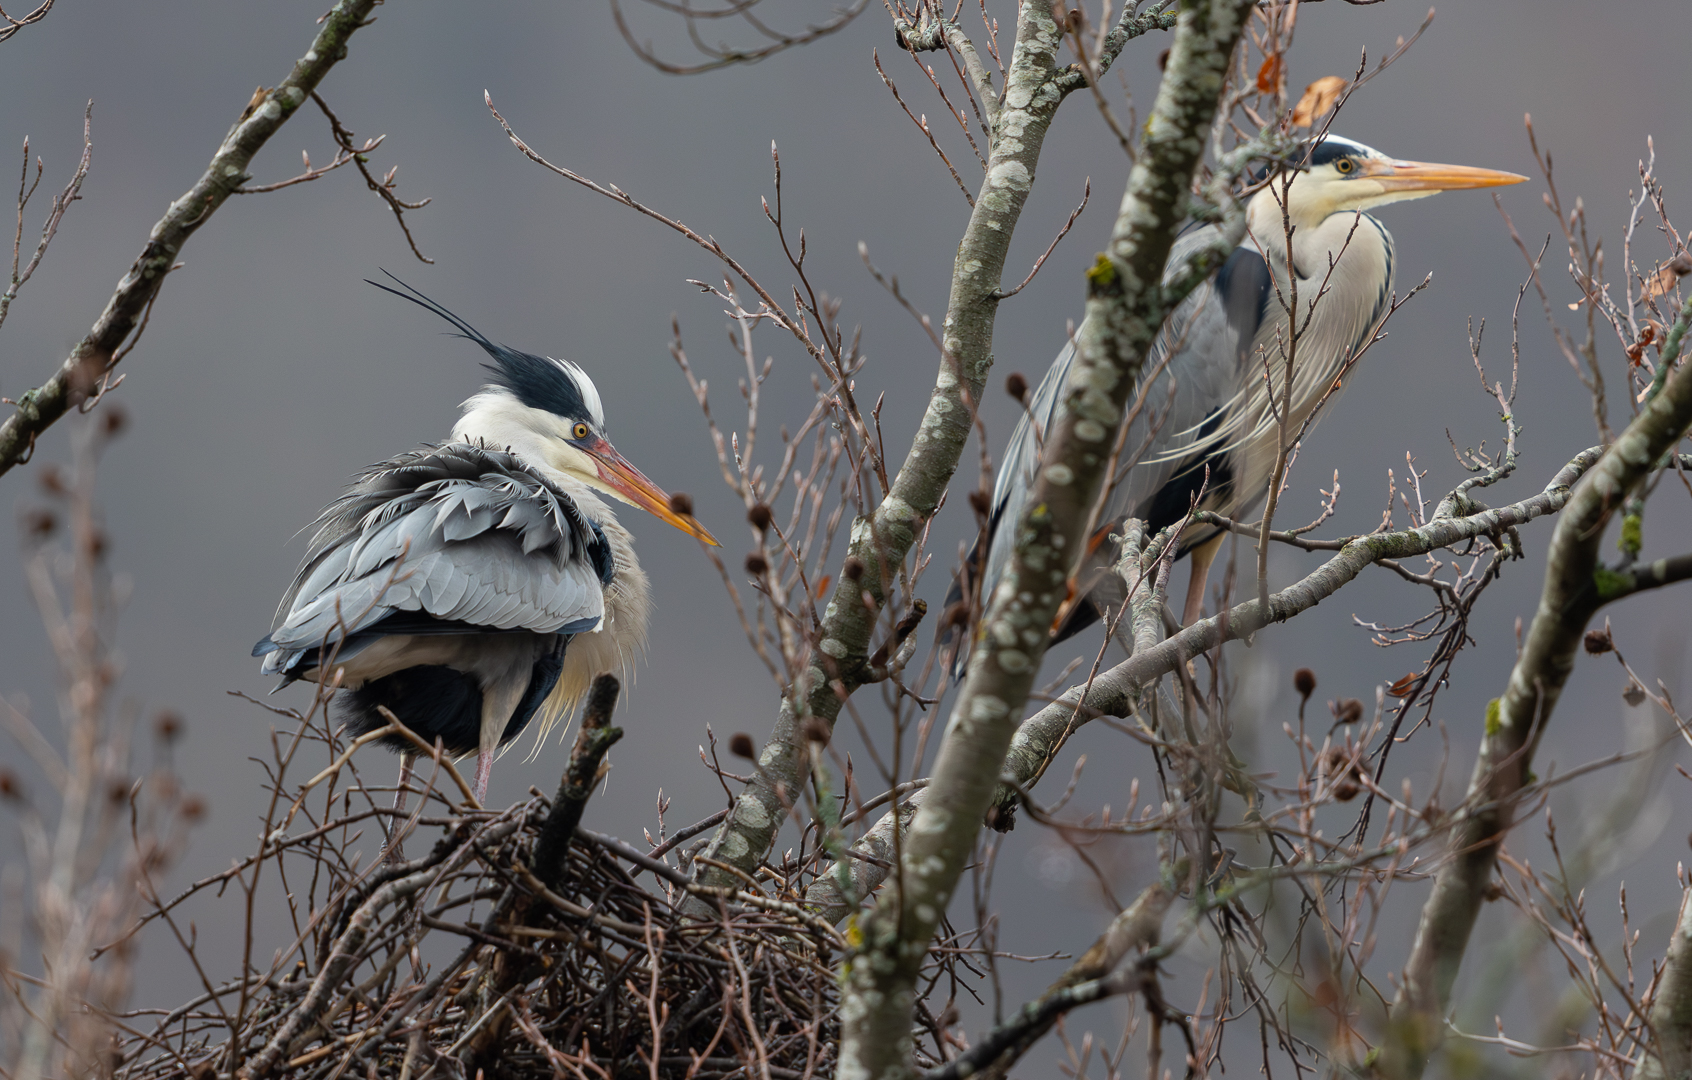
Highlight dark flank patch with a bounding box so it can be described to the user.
[503,640,567,745]
[1215,247,1272,355]
[587,519,615,586]
[1139,408,1235,548]
[342,665,485,757]
[337,637,572,757]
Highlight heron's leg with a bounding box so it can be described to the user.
[1181,533,1226,626]
[472,749,494,805]
[383,753,416,865]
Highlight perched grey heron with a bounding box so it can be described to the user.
[964,136,1524,654]
[254,277,718,804]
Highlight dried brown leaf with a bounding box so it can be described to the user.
[1643,253,1692,301]
[1291,76,1347,128]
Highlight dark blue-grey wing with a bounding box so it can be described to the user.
[980,228,1269,598]
[256,443,609,675]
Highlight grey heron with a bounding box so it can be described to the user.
[964,136,1524,656]
[254,277,718,804]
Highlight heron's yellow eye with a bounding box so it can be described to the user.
[1335,158,1355,174]
[572,422,590,440]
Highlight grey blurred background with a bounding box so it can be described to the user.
[3,0,1690,1066]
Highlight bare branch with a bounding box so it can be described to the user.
[0,0,387,479]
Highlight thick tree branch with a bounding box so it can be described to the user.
[1639,888,1692,1080]
[691,0,1076,901]
[893,15,1002,129]
[0,0,382,478]
[1382,340,1692,1078]
[803,794,920,927]
[1053,5,1182,96]
[834,3,1253,1077]
[810,447,1634,918]
[529,674,623,892]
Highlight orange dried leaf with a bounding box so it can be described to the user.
[1291,76,1347,128]
[813,574,832,600]
[1387,672,1419,698]
[1256,55,1285,95]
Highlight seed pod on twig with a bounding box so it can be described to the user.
[1293,668,1317,702]
[745,552,769,575]
[747,503,773,531]
[155,711,183,743]
[1319,747,1362,801]
[667,491,694,517]
[1004,372,1029,402]
[728,733,756,759]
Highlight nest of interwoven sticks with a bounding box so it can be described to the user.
[115,676,842,1080]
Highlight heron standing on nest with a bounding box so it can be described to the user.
[255,277,718,805]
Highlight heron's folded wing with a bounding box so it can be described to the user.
[981,229,1269,600]
[262,444,608,670]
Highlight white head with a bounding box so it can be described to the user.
[1256,135,1526,232]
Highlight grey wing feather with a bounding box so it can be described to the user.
[982,225,1271,596]
[260,443,607,675]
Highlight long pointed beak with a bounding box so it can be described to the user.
[1361,158,1528,193]
[584,437,720,545]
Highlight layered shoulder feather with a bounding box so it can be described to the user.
[256,442,613,675]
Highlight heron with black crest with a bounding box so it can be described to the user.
[254,276,718,808]
[958,136,1524,667]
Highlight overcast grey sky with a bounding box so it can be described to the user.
[3,0,1689,1061]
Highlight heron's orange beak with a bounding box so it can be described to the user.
[584,437,720,545]
[1358,158,1527,193]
